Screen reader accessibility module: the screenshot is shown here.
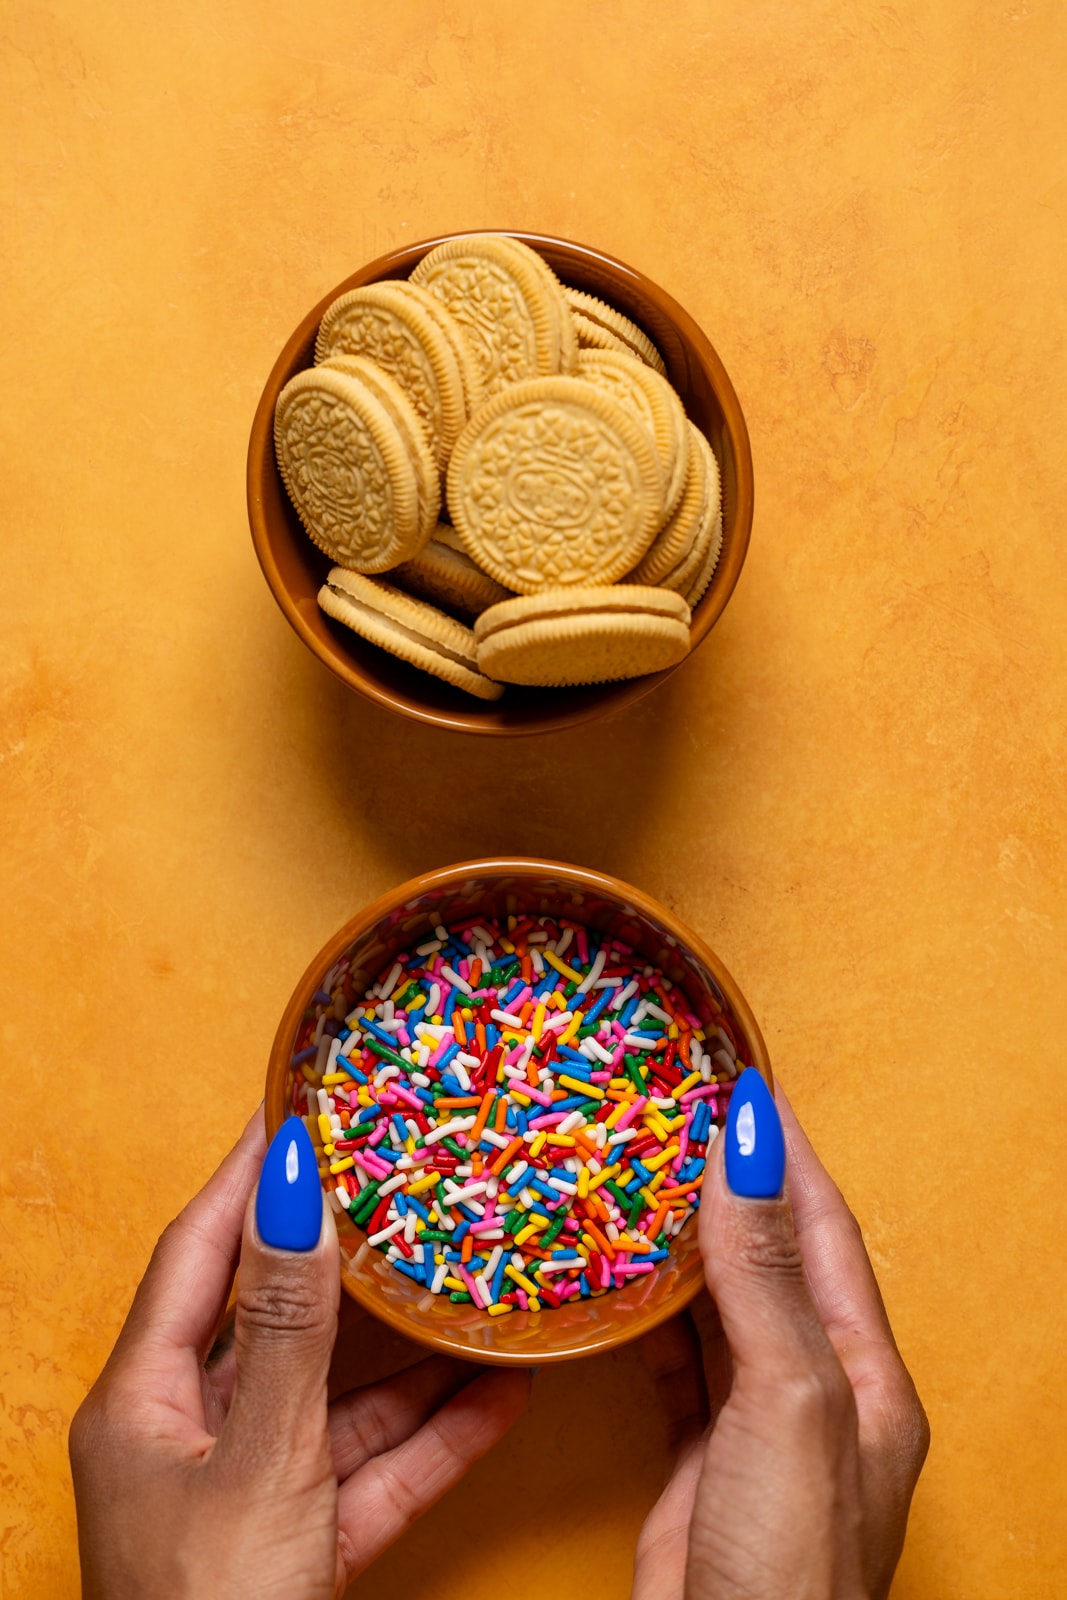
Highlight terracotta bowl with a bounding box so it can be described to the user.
[264,858,771,1365]
[247,231,754,737]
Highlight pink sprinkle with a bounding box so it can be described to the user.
[514,1288,529,1311]
[390,1084,422,1111]
[615,1261,656,1276]
[576,927,589,965]
[681,1085,718,1104]
[456,1264,485,1308]
[352,1150,390,1180]
[519,1081,554,1107]
[527,1111,567,1130]
[429,1035,456,1068]
[591,1070,612,1083]
[368,1123,389,1147]
[613,1096,646,1132]
[395,1027,411,1048]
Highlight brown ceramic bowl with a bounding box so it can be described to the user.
[248,231,754,737]
[265,857,771,1365]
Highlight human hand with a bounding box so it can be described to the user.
[633,1071,929,1600]
[70,1110,531,1599]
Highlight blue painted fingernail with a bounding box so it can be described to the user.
[256,1117,323,1251]
[724,1068,786,1199]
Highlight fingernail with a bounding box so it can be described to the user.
[256,1117,323,1251]
[724,1068,786,1199]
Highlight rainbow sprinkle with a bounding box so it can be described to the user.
[289,915,746,1313]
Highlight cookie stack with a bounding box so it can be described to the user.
[273,234,723,700]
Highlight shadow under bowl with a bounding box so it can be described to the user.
[248,231,754,737]
[265,857,771,1365]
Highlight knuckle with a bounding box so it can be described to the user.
[775,1357,855,1431]
[878,1367,931,1473]
[237,1279,331,1340]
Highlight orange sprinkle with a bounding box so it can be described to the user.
[656,1176,704,1203]
[489,1136,524,1175]
[435,1096,481,1110]
[453,1013,467,1046]
[494,1095,509,1133]
[468,959,482,990]
[469,1090,495,1143]
[650,1203,671,1240]
[583,1219,616,1260]
[475,1022,487,1054]
[461,1234,474,1264]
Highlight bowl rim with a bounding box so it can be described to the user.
[247,229,755,738]
[265,854,772,1363]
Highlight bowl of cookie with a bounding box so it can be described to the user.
[248,231,754,736]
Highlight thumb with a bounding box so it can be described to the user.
[220,1116,340,1478]
[700,1069,831,1377]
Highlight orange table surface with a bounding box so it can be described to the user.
[2,3,1065,1595]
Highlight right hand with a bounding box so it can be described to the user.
[633,1077,929,1600]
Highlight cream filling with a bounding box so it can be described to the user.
[328,584,478,669]
[477,598,675,642]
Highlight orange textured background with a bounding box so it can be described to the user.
[2,2,1065,1595]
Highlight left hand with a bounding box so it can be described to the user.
[70,1108,531,1599]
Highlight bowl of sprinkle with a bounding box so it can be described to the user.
[265,858,771,1364]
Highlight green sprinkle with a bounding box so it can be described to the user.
[541,1212,566,1246]
[448,1290,473,1303]
[442,1136,467,1159]
[623,1055,646,1093]
[504,1208,525,1234]
[605,1180,632,1212]
[364,1036,410,1071]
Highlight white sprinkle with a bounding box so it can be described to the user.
[643,1001,672,1025]
[455,1051,481,1069]
[424,1115,477,1145]
[411,1071,431,1088]
[554,928,574,958]
[611,980,639,1011]
[368,1218,406,1247]
[592,975,623,990]
[530,948,545,975]
[491,1008,524,1027]
[451,1060,472,1092]
[485,1244,505,1279]
[584,1036,614,1065]
[416,939,443,957]
[575,947,607,994]
[505,1160,529,1187]
[546,1176,578,1195]
[441,965,472,995]
[608,1127,638,1146]
[481,1129,512,1150]
[557,1110,586,1135]
[316,1088,331,1117]
[374,1065,400,1088]
[431,1261,450,1295]
[426,983,441,1016]
[713,1049,736,1075]
[442,1180,489,1206]
[404,1213,417,1244]
[379,963,403,1001]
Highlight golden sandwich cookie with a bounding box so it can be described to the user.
[411,233,576,398]
[447,376,664,593]
[474,585,691,686]
[274,365,427,572]
[562,285,667,374]
[576,347,690,524]
[318,567,504,700]
[390,523,514,620]
[318,354,439,546]
[315,282,469,469]
[627,418,719,587]
[655,427,723,598]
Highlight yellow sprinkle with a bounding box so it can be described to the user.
[529,1131,547,1158]
[640,1185,660,1210]
[644,1142,680,1173]
[546,1133,576,1147]
[527,1296,542,1313]
[511,1090,532,1107]
[505,1264,540,1297]
[461,1007,474,1021]
[675,1070,702,1097]
[488,1302,514,1317]
[408,1170,441,1196]
[317,1113,333,1144]
[605,1097,635,1130]
[405,1137,417,1154]
[407,995,426,1013]
[643,1112,673,1141]
[544,948,583,984]
[323,1143,335,1157]
[430,1013,444,1026]
[300,1064,318,1087]
[668,1021,680,1039]
[558,1015,582,1046]
[577,1167,590,1199]
[499,937,516,954]
[589,1161,622,1190]
[559,1074,603,1099]
[532,1002,547,1042]
[443,1276,467,1293]
[694,1028,706,1041]
[322,1072,351,1086]
[329,1157,355,1174]
[514,1224,540,1247]
[664,1113,688,1133]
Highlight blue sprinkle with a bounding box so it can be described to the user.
[581,987,614,1027]
[452,1221,471,1243]
[486,1023,500,1050]
[501,978,526,1008]
[290,1045,318,1066]
[394,1193,409,1216]
[392,1258,421,1282]
[313,989,332,1006]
